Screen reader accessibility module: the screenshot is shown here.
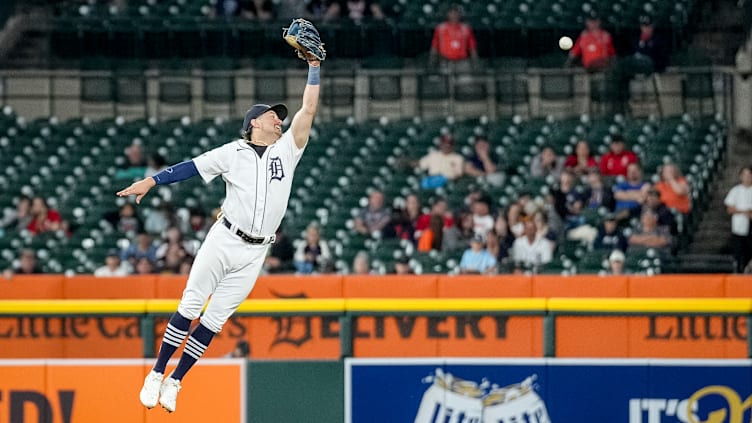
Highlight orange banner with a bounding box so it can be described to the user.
[556,315,748,358]
[0,359,243,423]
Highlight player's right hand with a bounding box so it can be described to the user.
[116,177,156,204]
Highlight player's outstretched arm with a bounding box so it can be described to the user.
[116,160,199,204]
[290,61,320,149]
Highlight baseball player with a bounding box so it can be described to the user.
[117,19,325,412]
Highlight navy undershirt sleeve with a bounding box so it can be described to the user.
[152,160,199,185]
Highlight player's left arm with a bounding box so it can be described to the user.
[116,160,199,204]
[290,61,321,149]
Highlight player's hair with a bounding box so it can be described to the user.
[242,127,253,141]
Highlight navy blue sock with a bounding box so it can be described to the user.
[170,323,216,381]
[153,312,192,374]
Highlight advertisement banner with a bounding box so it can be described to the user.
[346,358,752,423]
[0,359,244,423]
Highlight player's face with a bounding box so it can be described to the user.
[254,111,283,136]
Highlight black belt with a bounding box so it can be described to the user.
[222,217,274,245]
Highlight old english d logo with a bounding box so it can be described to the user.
[270,290,312,348]
[269,157,285,181]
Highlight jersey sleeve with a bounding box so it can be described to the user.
[192,143,234,183]
[279,130,306,166]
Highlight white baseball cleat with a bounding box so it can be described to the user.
[159,376,182,413]
[139,370,164,409]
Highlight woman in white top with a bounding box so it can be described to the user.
[724,166,752,272]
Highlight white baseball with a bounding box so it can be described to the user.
[558,36,573,51]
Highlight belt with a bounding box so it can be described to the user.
[222,217,275,245]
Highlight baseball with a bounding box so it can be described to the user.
[558,36,573,51]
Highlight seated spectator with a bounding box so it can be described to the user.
[533,211,558,247]
[246,0,275,20]
[583,169,615,210]
[551,170,587,231]
[105,202,143,236]
[354,190,391,236]
[566,13,616,72]
[599,135,638,177]
[156,226,196,261]
[442,211,474,253]
[506,203,525,238]
[157,244,191,274]
[3,249,43,278]
[27,196,63,235]
[418,135,464,185]
[429,4,478,73]
[530,147,565,179]
[186,207,212,240]
[144,153,168,178]
[628,209,671,250]
[613,163,651,219]
[593,213,628,252]
[512,218,553,266]
[144,202,175,235]
[564,140,598,176]
[654,163,691,214]
[383,194,421,242]
[607,249,627,275]
[115,141,147,180]
[484,228,513,263]
[393,256,413,275]
[415,197,454,241]
[178,257,194,275]
[133,257,155,275]
[459,235,497,274]
[463,136,504,186]
[351,251,371,275]
[263,227,295,273]
[491,214,515,260]
[213,0,273,19]
[94,249,131,277]
[328,0,384,22]
[643,188,677,235]
[1,195,32,231]
[294,223,332,274]
[121,231,158,266]
[471,198,494,239]
[417,215,445,252]
[306,0,340,20]
[632,15,668,73]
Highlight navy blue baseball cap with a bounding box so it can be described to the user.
[241,103,288,134]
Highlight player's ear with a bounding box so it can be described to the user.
[250,118,259,128]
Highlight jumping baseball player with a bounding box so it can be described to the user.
[116,19,326,413]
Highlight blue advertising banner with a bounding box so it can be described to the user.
[345,358,752,423]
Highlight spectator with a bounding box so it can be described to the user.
[632,15,668,73]
[593,213,628,252]
[144,153,168,178]
[178,257,194,275]
[551,170,587,231]
[471,199,494,239]
[491,214,515,260]
[224,340,251,358]
[530,147,565,179]
[106,202,143,236]
[654,163,691,214]
[116,141,147,180]
[94,249,131,277]
[393,256,413,275]
[294,223,332,274]
[418,135,464,185]
[442,211,474,253]
[564,140,598,176]
[429,4,478,72]
[613,163,650,218]
[351,251,371,275]
[383,194,421,242]
[415,197,454,240]
[533,210,558,247]
[506,203,525,238]
[246,0,275,20]
[583,169,615,210]
[27,196,63,235]
[628,209,671,251]
[724,166,752,273]
[417,214,445,252]
[144,202,175,235]
[464,136,504,186]
[354,190,391,236]
[328,0,385,22]
[643,188,677,235]
[3,249,43,278]
[121,231,158,266]
[186,207,212,240]
[459,234,497,274]
[567,13,616,72]
[1,195,32,231]
[306,0,339,20]
[156,226,196,261]
[606,249,626,275]
[512,218,553,266]
[157,244,191,274]
[133,257,155,274]
[263,227,295,273]
[599,135,638,177]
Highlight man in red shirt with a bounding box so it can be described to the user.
[568,13,616,71]
[599,135,639,177]
[430,5,478,72]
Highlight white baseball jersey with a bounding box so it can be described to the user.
[192,130,306,237]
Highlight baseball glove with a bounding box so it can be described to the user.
[282,18,326,62]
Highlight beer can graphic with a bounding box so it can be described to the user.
[414,369,484,423]
[482,377,551,423]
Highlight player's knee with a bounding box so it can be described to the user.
[176,304,202,321]
[198,315,225,334]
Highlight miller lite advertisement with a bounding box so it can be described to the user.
[346,359,752,423]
